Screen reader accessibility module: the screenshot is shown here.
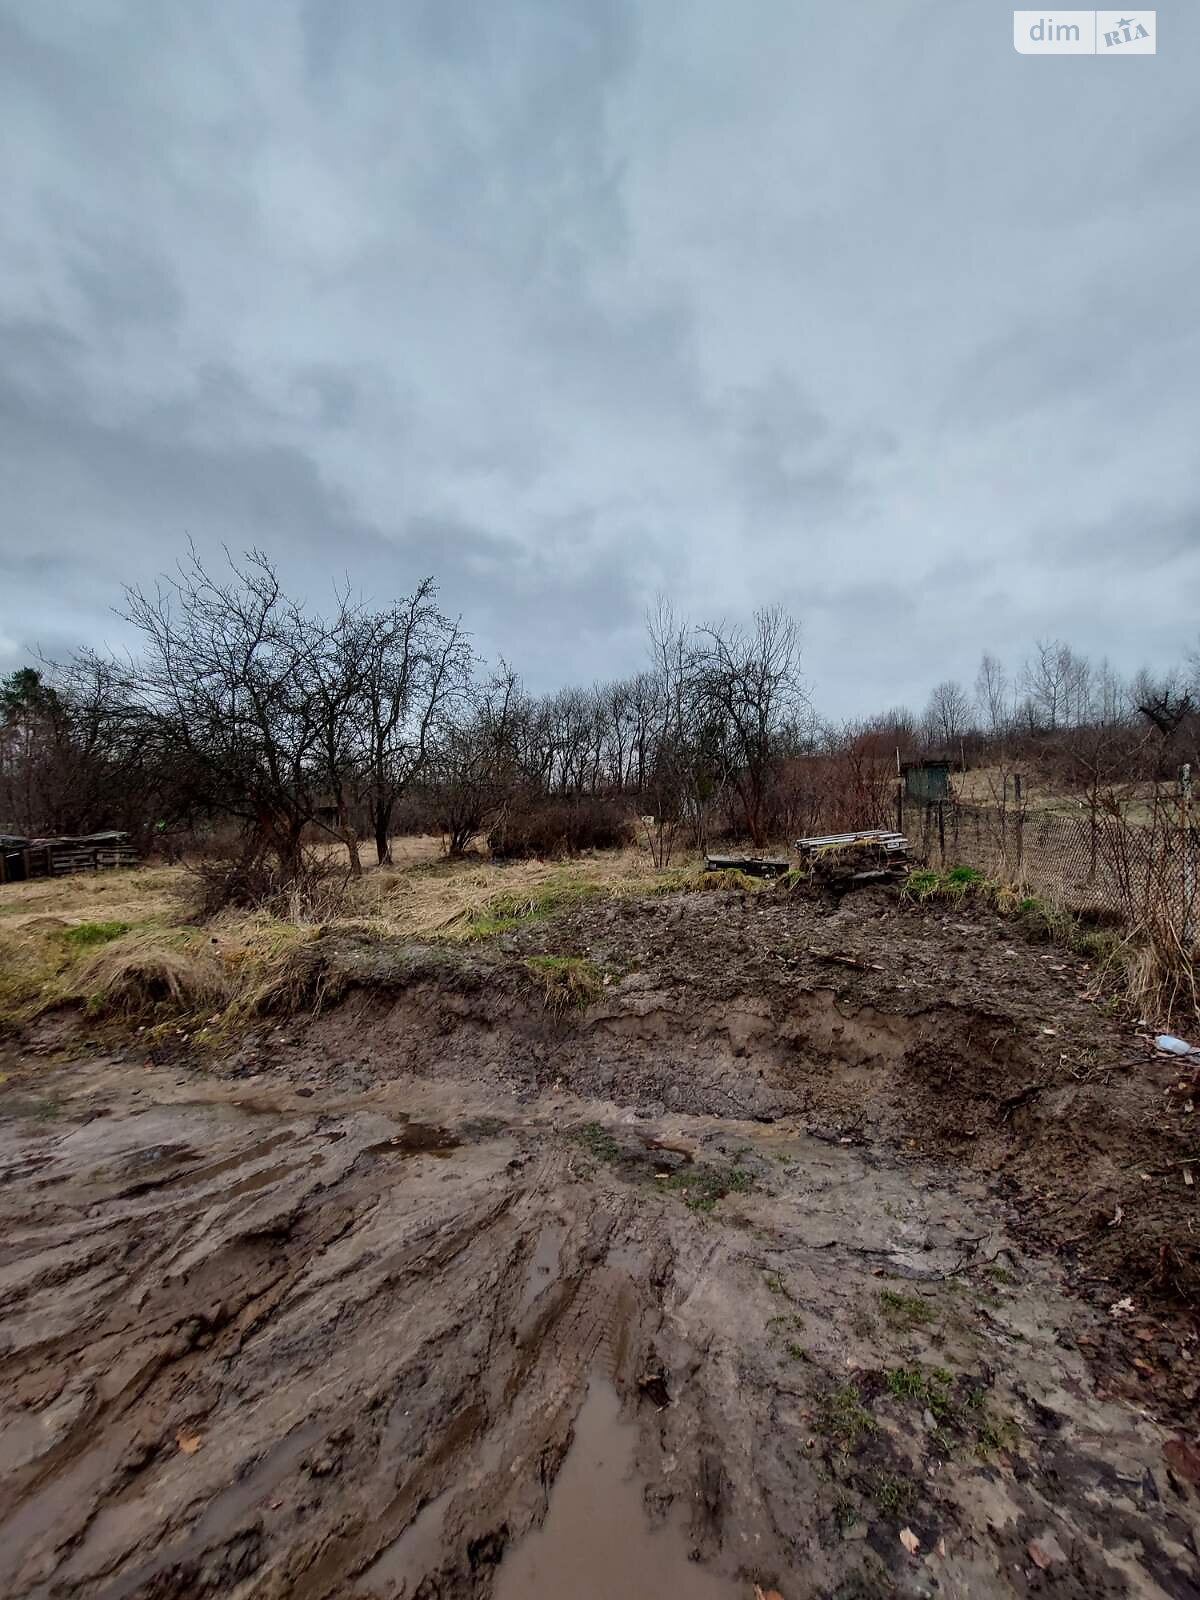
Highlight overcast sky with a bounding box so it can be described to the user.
[1,1,1196,718]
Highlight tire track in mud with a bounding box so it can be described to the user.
[1,1053,1198,1600]
[1,1101,665,1600]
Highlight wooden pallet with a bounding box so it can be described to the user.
[795,829,908,857]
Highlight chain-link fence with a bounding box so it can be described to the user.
[901,793,1199,942]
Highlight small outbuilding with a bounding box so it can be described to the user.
[901,760,952,803]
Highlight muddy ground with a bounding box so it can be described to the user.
[1,884,1198,1598]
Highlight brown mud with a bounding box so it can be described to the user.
[1,886,1198,1598]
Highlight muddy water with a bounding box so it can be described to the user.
[492,1379,735,1600]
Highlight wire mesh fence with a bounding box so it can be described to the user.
[902,793,1200,945]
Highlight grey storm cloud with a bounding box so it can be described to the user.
[0,0,1197,717]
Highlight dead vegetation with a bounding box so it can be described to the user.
[0,833,1196,1043]
[0,843,692,1033]
[70,932,230,1021]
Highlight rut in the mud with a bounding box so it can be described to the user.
[1,889,1198,1599]
[0,1061,1196,1597]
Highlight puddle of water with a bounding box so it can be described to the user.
[111,1131,297,1201]
[366,1123,460,1160]
[492,1379,734,1600]
[357,1490,450,1593]
[221,1160,302,1201]
[519,1220,566,1312]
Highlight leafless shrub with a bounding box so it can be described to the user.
[181,842,352,921]
[488,797,634,860]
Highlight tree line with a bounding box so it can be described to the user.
[2,549,1197,896]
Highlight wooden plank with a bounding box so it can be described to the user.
[705,855,791,878]
[796,831,907,853]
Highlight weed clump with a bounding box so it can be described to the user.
[818,1383,877,1452]
[880,1364,1015,1458]
[574,1122,621,1163]
[867,1470,916,1517]
[225,937,350,1020]
[879,1289,934,1327]
[662,1162,754,1213]
[524,955,606,1012]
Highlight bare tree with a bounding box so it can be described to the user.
[353,582,473,864]
[1021,638,1086,732]
[1132,667,1194,741]
[431,664,522,855]
[922,679,971,749]
[974,652,1010,737]
[695,606,806,846]
[120,547,331,880]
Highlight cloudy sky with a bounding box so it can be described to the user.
[1,0,1196,718]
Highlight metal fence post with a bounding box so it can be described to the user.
[1183,764,1195,947]
[1014,775,1024,877]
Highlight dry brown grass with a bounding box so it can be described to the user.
[68,932,230,1021]
[0,866,183,933]
[0,838,701,1031]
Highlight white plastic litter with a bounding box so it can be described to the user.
[1154,1034,1194,1055]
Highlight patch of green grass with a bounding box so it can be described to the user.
[651,865,772,896]
[573,1121,621,1163]
[879,1288,934,1327]
[903,864,988,903]
[881,1363,1014,1458]
[885,1364,957,1423]
[983,1263,1014,1285]
[465,879,606,938]
[0,1096,62,1122]
[818,1383,877,1452]
[777,866,810,893]
[884,1366,927,1401]
[764,1272,786,1295]
[523,954,606,1012]
[868,1470,916,1518]
[832,1493,860,1535]
[56,920,130,949]
[975,1414,1018,1457]
[662,1162,753,1213]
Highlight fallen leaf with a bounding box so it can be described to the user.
[1108,1204,1124,1227]
[1134,1327,1156,1342]
[1109,1296,1135,1317]
[175,1429,202,1455]
[899,1527,920,1555]
[1028,1541,1053,1570]
[1185,1168,1194,1188]
[753,1589,784,1600]
[935,1538,947,1558]
[1164,1437,1200,1486]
